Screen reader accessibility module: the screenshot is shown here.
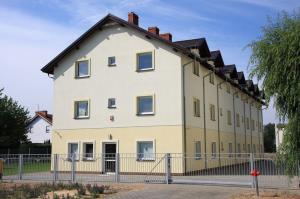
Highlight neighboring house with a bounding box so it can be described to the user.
[27,111,52,143]
[41,12,265,173]
[275,124,286,150]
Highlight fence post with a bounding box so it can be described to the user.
[165,153,172,184]
[71,153,76,183]
[18,154,23,180]
[53,154,58,183]
[250,153,255,188]
[115,153,120,183]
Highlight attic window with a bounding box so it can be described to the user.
[75,60,90,78]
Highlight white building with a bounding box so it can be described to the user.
[27,111,52,143]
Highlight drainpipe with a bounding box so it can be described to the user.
[256,105,261,156]
[182,59,195,173]
[261,106,268,154]
[217,80,227,166]
[203,71,213,169]
[233,89,239,159]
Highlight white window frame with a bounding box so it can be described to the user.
[227,110,232,125]
[136,139,155,161]
[137,95,155,115]
[75,59,90,78]
[236,113,240,127]
[193,98,200,117]
[67,141,80,160]
[82,141,96,161]
[136,51,154,71]
[45,125,50,133]
[228,143,233,157]
[210,104,216,121]
[211,142,217,158]
[74,100,90,119]
[195,141,201,160]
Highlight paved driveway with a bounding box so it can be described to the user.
[107,184,249,199]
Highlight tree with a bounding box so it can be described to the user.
[263,123,276,153]
[248,10,300,175]
[0,88,30,148]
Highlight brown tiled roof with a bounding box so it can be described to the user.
[174,38,211,57]
[209,50,224,67]
[28,111,53,126]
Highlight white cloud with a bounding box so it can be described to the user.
[230,0,300,11]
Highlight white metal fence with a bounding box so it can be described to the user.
[0,153,299,189]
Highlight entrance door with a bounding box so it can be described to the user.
[104,143,116,173]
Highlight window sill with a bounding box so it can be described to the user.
[75,75,90,79]
[136,113,155,116]
[108,106,117,109]
[108,64,116,67]
[194,115,200,118]
[82,158,95,161]
[74,116,90,120]
[195,157,202,160]
[136,159,155,162]
[136,68,154,72]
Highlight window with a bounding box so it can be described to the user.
[108,98,116,108]
[247,144,251,153]
[68,143,79,160]
[108,56,116,66]
[221,142,224,151]
[209,73,215,84]
[253,144,256,153]
[74,101,89,118]
[237,143,241,156]
[211,142,217,158]
[210,104,216,121]
[193,98,200,117]
[83,142,94,160]
[195,141,201,159]
[228,143,233,157]
[137,141,154,160]
[236,113,240,127]
[251,119,255,130]
[243,144,246,152]
[193,62,199,76]
[226,84,231,94]
[246,117,250,129]
[220,108,223,116]
[137,52,153,71]
[242,116,244,123]
[227,110,232,125]
[137,96,154,115]
[46,126,50,133]
[75,60,89,78]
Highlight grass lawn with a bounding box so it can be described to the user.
[3,161,51,176]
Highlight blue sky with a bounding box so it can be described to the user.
[0,0,299,123]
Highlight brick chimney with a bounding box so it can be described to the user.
[148,27,160,35]
[128,12,139,26]
[160,33,172,42]
[36,111,47,117]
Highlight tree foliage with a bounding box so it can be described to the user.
[248,10,300,174]
[263,123,276,153]
[0,88,30,148]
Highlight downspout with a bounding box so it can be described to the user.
[182,59,195,173]
[217,80,227,166]
[256,105,260,155]
[233,89,239,159]
[261,106,268,154]
[203,71,213,169]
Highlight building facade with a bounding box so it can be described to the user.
[27,111,52,143]
[42,12,265,173]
